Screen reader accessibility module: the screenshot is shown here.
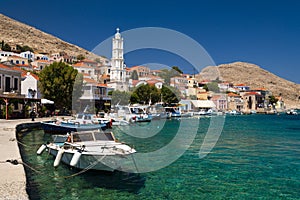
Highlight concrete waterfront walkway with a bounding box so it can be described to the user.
[0,117,55,200]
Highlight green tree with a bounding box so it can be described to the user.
[130,93,140,104]
[131,84,151,104]
[130,70,139,80]
[77,54,85,61]
[161,85,181,105]
[158,68,181,85]
[14,44,34,53]
[130,84,160,105]
[38,61,83,111]
[149,85,161,104]
[204,82,220,92]
[172,66,183,74]
[189,95,197,100]
[94,58,101,63]
[16,44,22,52]
[111,90,131,106]
[2,43,11,51]
[268,95,278,106]
[21,45,34,52]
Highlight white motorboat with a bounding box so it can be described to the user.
[37,130,136,172]
[115,105,152,122]
[110,118,130,126]
[164,106,181,118]
[286,109,298,115]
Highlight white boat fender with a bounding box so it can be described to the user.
[37,144,47,155]
[70,150,82,167]
[54,148,65,167]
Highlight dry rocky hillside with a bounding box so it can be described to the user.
[1,14,299,108]
[198,62,300,109]
[0,13,104,61]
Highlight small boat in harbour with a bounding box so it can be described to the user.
[37,130,137,172]
[41,113,111,134]
[286,109,298,115]
[164,106,181,118]
[41,120,108,134]
[116,105,152,122]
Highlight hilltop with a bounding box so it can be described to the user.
[0,13,104,61]
[198,62,300,108]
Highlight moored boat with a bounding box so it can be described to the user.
[164,106,181,118]
[286,109,298,115]
[41,120,108,134]
[37,130,137,172]
[118,105,152,123]
[41,113,111,134]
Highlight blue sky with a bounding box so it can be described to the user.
[1,0,300,83]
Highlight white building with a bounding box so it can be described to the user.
[21,72,40,98]
[20,51,34,61]
[0,51,19,62]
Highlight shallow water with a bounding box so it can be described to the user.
[18,114,300,199]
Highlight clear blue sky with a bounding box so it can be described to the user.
[1,0,300,83]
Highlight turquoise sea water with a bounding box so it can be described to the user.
[18,114,300,199]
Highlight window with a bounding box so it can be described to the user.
[14,78,18,90]
[16,60,19,64]
[5,77,11,92]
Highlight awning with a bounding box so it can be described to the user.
[191,100,216,108]
[41,99,54,104]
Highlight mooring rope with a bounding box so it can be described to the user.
[2,156,107,179]
[9,138,30,148]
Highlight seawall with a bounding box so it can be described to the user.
[0,118,53,200]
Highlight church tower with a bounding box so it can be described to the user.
[110,28,126,83]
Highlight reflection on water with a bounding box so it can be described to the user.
[18,115,300,199]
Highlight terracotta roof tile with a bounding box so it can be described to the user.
[227,92,240,97]
[82,59,97,63]
[73,62,93,68]
[83,78,97,84]
[244,92,261,96]
[234,83,247,86]
[0,63,11,70]
[35,60,50,63]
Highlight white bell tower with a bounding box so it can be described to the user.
[110,28,126,83]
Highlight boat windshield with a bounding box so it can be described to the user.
[165,107,178,112]
[72,131,115,142]
[77,114,84,119]
[73,132,94,142]
[94,132,115,141]
[130,107,145,114]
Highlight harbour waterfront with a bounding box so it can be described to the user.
[0,117,54,200]
[18,114,300,199]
